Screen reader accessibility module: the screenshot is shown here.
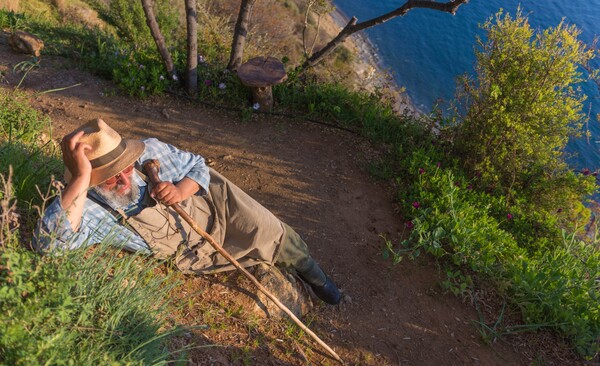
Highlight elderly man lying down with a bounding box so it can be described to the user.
[36,118,341,305]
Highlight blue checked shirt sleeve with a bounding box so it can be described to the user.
[140,138,210,194]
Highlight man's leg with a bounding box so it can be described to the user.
[276,223,341,305]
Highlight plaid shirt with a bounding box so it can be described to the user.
[35,138,210,253]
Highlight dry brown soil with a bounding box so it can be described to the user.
[0,42,589,365]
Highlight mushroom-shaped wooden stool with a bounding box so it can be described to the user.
[237,56,287,112]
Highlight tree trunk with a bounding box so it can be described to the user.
[302,0,468,69]
[140,0,175,78]
[227,0,256,71]
[185,0,198,96]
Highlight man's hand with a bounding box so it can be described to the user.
[151,177,200,206]
[151,182,184,206]
[61,130,92,182]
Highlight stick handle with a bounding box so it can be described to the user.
[143,159,343,364]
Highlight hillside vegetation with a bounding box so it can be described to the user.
[1,0,599,363]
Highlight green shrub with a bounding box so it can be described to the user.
[390,150,600,358]
[108,46,175,97]
[447,9,597,212]
[391,150,523,277]
[195,62,250,106]
[507,232,600,357]
[0,10,26,30]
[100,0,181,49]
[275,79,429,146]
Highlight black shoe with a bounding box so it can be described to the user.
[307,275,341,305]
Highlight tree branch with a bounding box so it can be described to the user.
[302,0,468,69]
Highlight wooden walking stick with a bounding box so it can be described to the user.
[143,159,344,364]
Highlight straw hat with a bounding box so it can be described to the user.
[65,118,145,186]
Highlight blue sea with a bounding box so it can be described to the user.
[334,0,600,174]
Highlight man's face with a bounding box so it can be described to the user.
[94,164,139,208]
[101,164,134,194]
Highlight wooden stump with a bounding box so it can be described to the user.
[250,85,273,113]
[237,56,287,112]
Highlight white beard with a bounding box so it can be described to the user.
[93,182,140,209]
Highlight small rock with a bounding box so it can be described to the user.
[8,30,44,57]
[252,264,312,319]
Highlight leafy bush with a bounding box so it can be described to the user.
[507,232,600,357]
[98,0,182,49]
[105,45,175,97]
[0,10,26,30]
[388,150,600,357]
[403,16,600,356]
[194,61,250,106]
[391,151,523,276]
[275,78,429,146]
[446,9,597,211]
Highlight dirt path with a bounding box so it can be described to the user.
[1,45,583,365]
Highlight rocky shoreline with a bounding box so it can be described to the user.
[324,6,421,117]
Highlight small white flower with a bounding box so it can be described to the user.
[252,102,260,110]
[159,75,165,81]
[172,74,179,81]
[140,86,145,91]
[198,55,205,63]
[218,82,226,90]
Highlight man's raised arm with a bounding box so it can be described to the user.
[59,130,92,231]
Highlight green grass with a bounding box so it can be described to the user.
[0,240,183,365]
[0,88,186,365]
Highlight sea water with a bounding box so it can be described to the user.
[333,0,600,174]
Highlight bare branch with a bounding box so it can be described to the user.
[302,0,315,58]
[302,0,468,68]
[308,13,323,57]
